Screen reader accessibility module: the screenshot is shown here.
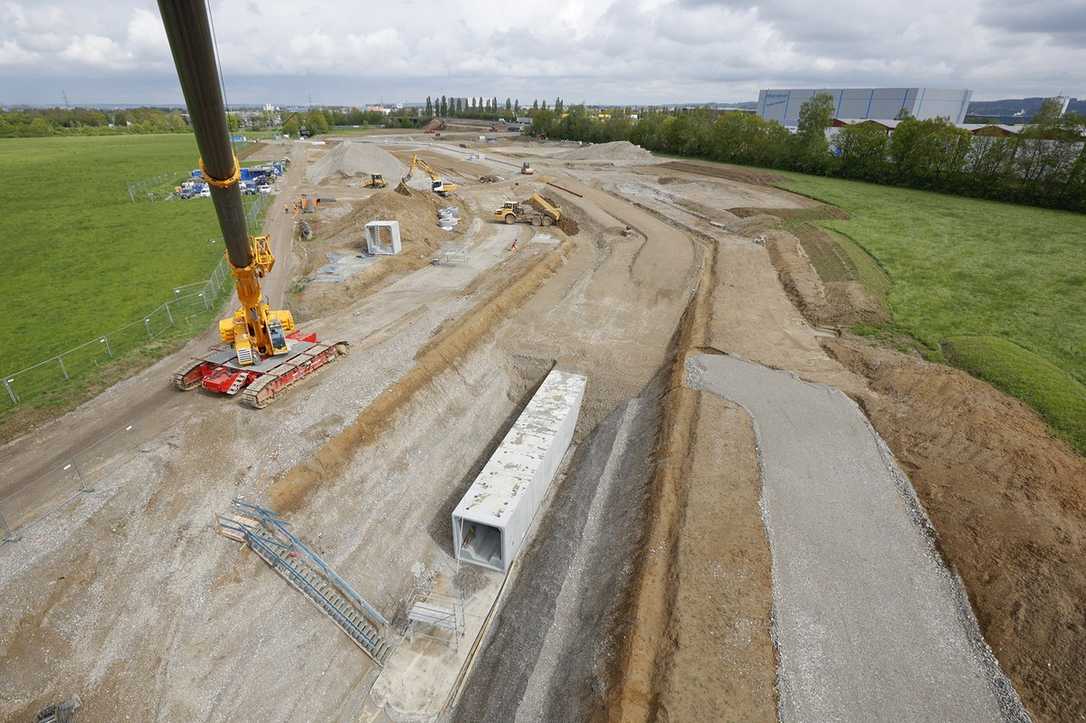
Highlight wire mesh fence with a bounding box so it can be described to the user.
[1,258,232,408]
[0,193,273,410]
[126,169,192,202]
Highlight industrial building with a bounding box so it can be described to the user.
[757,88,973,126]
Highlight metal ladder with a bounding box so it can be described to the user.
[218,499,394,665]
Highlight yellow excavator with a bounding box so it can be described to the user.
[399,154,459,196]
[162,0,348,408]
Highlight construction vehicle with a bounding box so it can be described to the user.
[521,161,535,175]
[400,154,459,196]
[362,173,387,189]
[161,0,348,409]
[493,193,561,226]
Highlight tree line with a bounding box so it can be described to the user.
[530,96,1086,213]
[0,107,189,137]
[423,96,569,121]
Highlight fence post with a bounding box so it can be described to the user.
[0,507,19,544]
[58,356,70,381]
[3,378,17,404]
[144,318,153,339]
[101,336,112,357]
[164,302,175,326]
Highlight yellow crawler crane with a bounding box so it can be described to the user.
[162,0,348,408]
[217,234,295,365]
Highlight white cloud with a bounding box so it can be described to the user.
[0,38,36,65]
[0,0,1083,103]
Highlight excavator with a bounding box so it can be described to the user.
[161,0,348,408]
[399,154,459,196]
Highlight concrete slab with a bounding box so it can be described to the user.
[368,566,504,720]
[684,352,1028,722]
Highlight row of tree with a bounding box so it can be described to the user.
[529,97,1086,213]
[423,96,567,121]
[0,107,189,137]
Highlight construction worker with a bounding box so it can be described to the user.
[510,237,519,252]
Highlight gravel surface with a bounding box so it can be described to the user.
[306,141,406,185]
[556,141,654,162]
[685,351,1029,723]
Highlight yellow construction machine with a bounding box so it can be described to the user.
[363,173,387,189]
[162,0,348,408]
[400,154,459,196]
[493,193,561,226]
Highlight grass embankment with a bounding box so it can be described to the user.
[0,134,254,428]
[775,172,1086,453]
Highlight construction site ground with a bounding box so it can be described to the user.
[1,133,1083,722]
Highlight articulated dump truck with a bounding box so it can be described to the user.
[493,193,561,227]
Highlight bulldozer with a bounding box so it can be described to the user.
[362,173,387,189]
[161,0,348,408]
[398,154,459,196]
[494,193,561,226]
[520,161,534,175]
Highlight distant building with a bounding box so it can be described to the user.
[758,88,973,126]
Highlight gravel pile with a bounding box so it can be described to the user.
[557,141,654,162]
[306,142,407,185]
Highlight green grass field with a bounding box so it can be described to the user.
[0,134,247,420]
[776,172,1086,453]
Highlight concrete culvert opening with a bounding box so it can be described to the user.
[455,519,503,571]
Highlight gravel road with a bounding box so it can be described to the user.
[685,352,1029,723]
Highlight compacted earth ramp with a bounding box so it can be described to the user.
[685,352,1029,722]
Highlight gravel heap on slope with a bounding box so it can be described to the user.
[306,142,407,185]
[557,140,654,162]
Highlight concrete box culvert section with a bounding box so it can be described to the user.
[684,352,1029,723]
[453,369,586,573]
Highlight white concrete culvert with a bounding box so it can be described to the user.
[684,352,1029,723]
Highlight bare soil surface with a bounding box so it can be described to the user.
[755,182,1086,722]
[4,138,1081,723]
[654,392,777,722]
[826,337,1086,723]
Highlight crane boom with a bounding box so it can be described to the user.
[158,0,293,364]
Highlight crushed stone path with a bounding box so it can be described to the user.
[685,352,1029,723]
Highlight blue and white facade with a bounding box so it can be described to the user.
[757,88,973,127]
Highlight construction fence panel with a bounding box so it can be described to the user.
[1,257,234,410]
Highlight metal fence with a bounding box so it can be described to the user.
[1,256,233,409]
[2,193,271,409]
[126,169,190,202]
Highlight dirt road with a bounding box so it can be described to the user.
[686,352,1028,722]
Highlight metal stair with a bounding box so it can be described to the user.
[217,499,394,665]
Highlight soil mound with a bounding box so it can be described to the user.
[323,188,463,256]
[306,142,406,185]
[557,141,654,162]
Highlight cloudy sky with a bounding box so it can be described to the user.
[1,0,1083,106]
